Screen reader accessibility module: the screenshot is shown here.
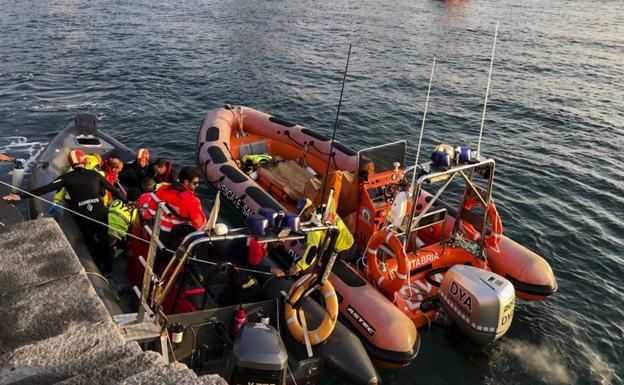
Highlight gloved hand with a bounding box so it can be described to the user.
[47,204,61,215]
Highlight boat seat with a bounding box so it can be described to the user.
[238,141,268,159]
[258,160,318,202]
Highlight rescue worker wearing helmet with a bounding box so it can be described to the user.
[2,149,126,273]
[119,148,153,190]
[50,152,107,212]
[145,166,207,249]
[288,198,356,275]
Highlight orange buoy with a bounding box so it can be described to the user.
[284,274,339,345]
[365,229,409,296]
[460,196,503,251]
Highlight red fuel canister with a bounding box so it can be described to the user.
[232,305,247,337]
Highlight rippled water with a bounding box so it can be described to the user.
[1,0,622,384]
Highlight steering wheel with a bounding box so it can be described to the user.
[383,183,399,204]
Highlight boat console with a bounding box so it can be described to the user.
[354,141,407,250]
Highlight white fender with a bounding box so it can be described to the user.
[389,191,409,228]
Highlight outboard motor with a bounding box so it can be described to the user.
[439,265,515,344]
[225,323,288,385]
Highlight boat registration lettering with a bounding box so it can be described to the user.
[346,305,376,336]
[411,252,439,268]
[220,184,252,218]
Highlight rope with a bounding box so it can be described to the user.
[85,271,110,285]
[285,131,338,170]
[165,329,179,363]
[276,294,298,385]
[1,179,279,277]
[186,256,274,276]
[0,179,160,248]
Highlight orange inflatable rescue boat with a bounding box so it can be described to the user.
[359,147,556,343]
[196,105,556,346]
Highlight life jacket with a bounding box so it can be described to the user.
[139,183,169,222]
[155,161,173,184]
[242,153,272,174]
[148,184,206,232]
[102,162,122,206]
[138,192,153,221]
[108,199,137,241]
[247,238,268,265]
[296,215,354,271]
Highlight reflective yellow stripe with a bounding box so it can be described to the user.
[241,278,256,289]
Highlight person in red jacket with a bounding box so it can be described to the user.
[146,166,206,248]
[138,176,156,222]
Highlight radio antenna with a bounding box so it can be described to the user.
[476,21,499,158]
[410,55,436,191]
[320,44,352,210]
[403,55,436,246]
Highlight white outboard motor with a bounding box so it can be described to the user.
[439,265,515,344]
[226,323,288,385]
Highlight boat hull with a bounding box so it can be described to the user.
[28,114,134,315]
[196,105,358,221]
[262,276,379,385]
[417,192,558,301]
[330,260,419,367]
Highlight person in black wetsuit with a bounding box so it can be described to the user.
[2,149,126,273]
[119,148,153,189]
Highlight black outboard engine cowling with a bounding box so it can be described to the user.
[226,323,288,385]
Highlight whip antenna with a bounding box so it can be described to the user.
[320,44,352,208]
[403,55,436,245]
[410,55,436,191]
[476,21,499,158]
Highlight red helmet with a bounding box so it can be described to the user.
[68,149,87,166]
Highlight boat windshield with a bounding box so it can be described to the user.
[357,141,406,179]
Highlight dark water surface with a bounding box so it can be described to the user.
[1,0,622,384]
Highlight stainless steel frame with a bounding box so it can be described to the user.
[405,158,496,256]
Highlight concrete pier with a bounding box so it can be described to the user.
[0,218,226,385]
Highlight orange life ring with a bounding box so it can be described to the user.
[365,229,409,296]
[284,274,339,345]
[460,196,503,250]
